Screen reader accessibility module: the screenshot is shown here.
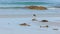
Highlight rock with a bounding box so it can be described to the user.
[53,28,58,30]
[19,23,30,26]
[26,6,47,10]
[40,25,49,28]
[41,20,48,22]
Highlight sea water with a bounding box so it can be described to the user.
[0,1,58,14]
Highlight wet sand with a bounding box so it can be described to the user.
[0,14,60,18]
[0,8,60,34]
[0,14,60,27]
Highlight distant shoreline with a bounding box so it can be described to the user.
[0,6,59,9]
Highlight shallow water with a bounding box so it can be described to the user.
[0,8,60,15]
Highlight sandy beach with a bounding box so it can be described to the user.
[0,0,60,34]
[0,8,60,34]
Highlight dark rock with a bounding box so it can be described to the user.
[19,23,30,26]
[40,25,49,28]
[53,28,58,30]
[41,20,48,22]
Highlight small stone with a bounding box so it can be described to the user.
[40,25,49,28]
[19,23,30,26]
[53,28,58,30]
[41,20,48,22]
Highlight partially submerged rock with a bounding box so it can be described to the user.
[53,28,58,30]
[40,25,49,28]
[26,6,47,10]
[41,20,48,22]
[19,23,30,26]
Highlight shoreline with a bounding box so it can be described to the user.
[0,14,60,18]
